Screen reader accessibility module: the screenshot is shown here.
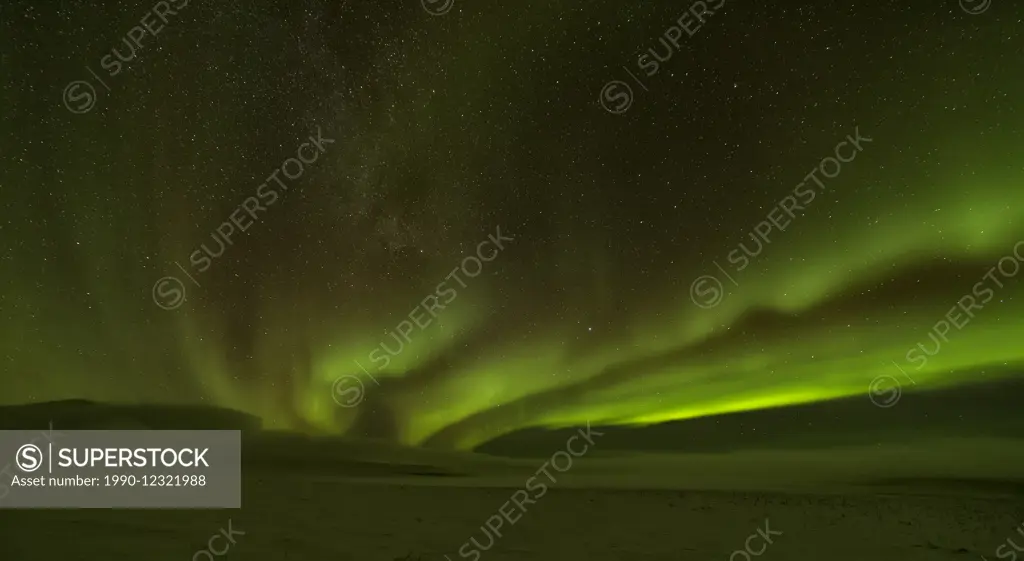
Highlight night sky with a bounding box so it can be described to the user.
[1,0,1021,450]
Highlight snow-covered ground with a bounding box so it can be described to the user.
[3,436,1023,560]
[3,473,1021,561]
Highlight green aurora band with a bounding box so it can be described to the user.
[1,0,1022,450]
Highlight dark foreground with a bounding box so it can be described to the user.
[3,474,1021,561]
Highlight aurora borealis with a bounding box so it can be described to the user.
[1,0,1022,450]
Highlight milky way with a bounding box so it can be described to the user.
[1,0,1021,449]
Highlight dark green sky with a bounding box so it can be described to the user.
[0,0,1021,449]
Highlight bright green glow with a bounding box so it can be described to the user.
[4,143,1023,450]
[3,6,1024,451]
[411,184,1024,448]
